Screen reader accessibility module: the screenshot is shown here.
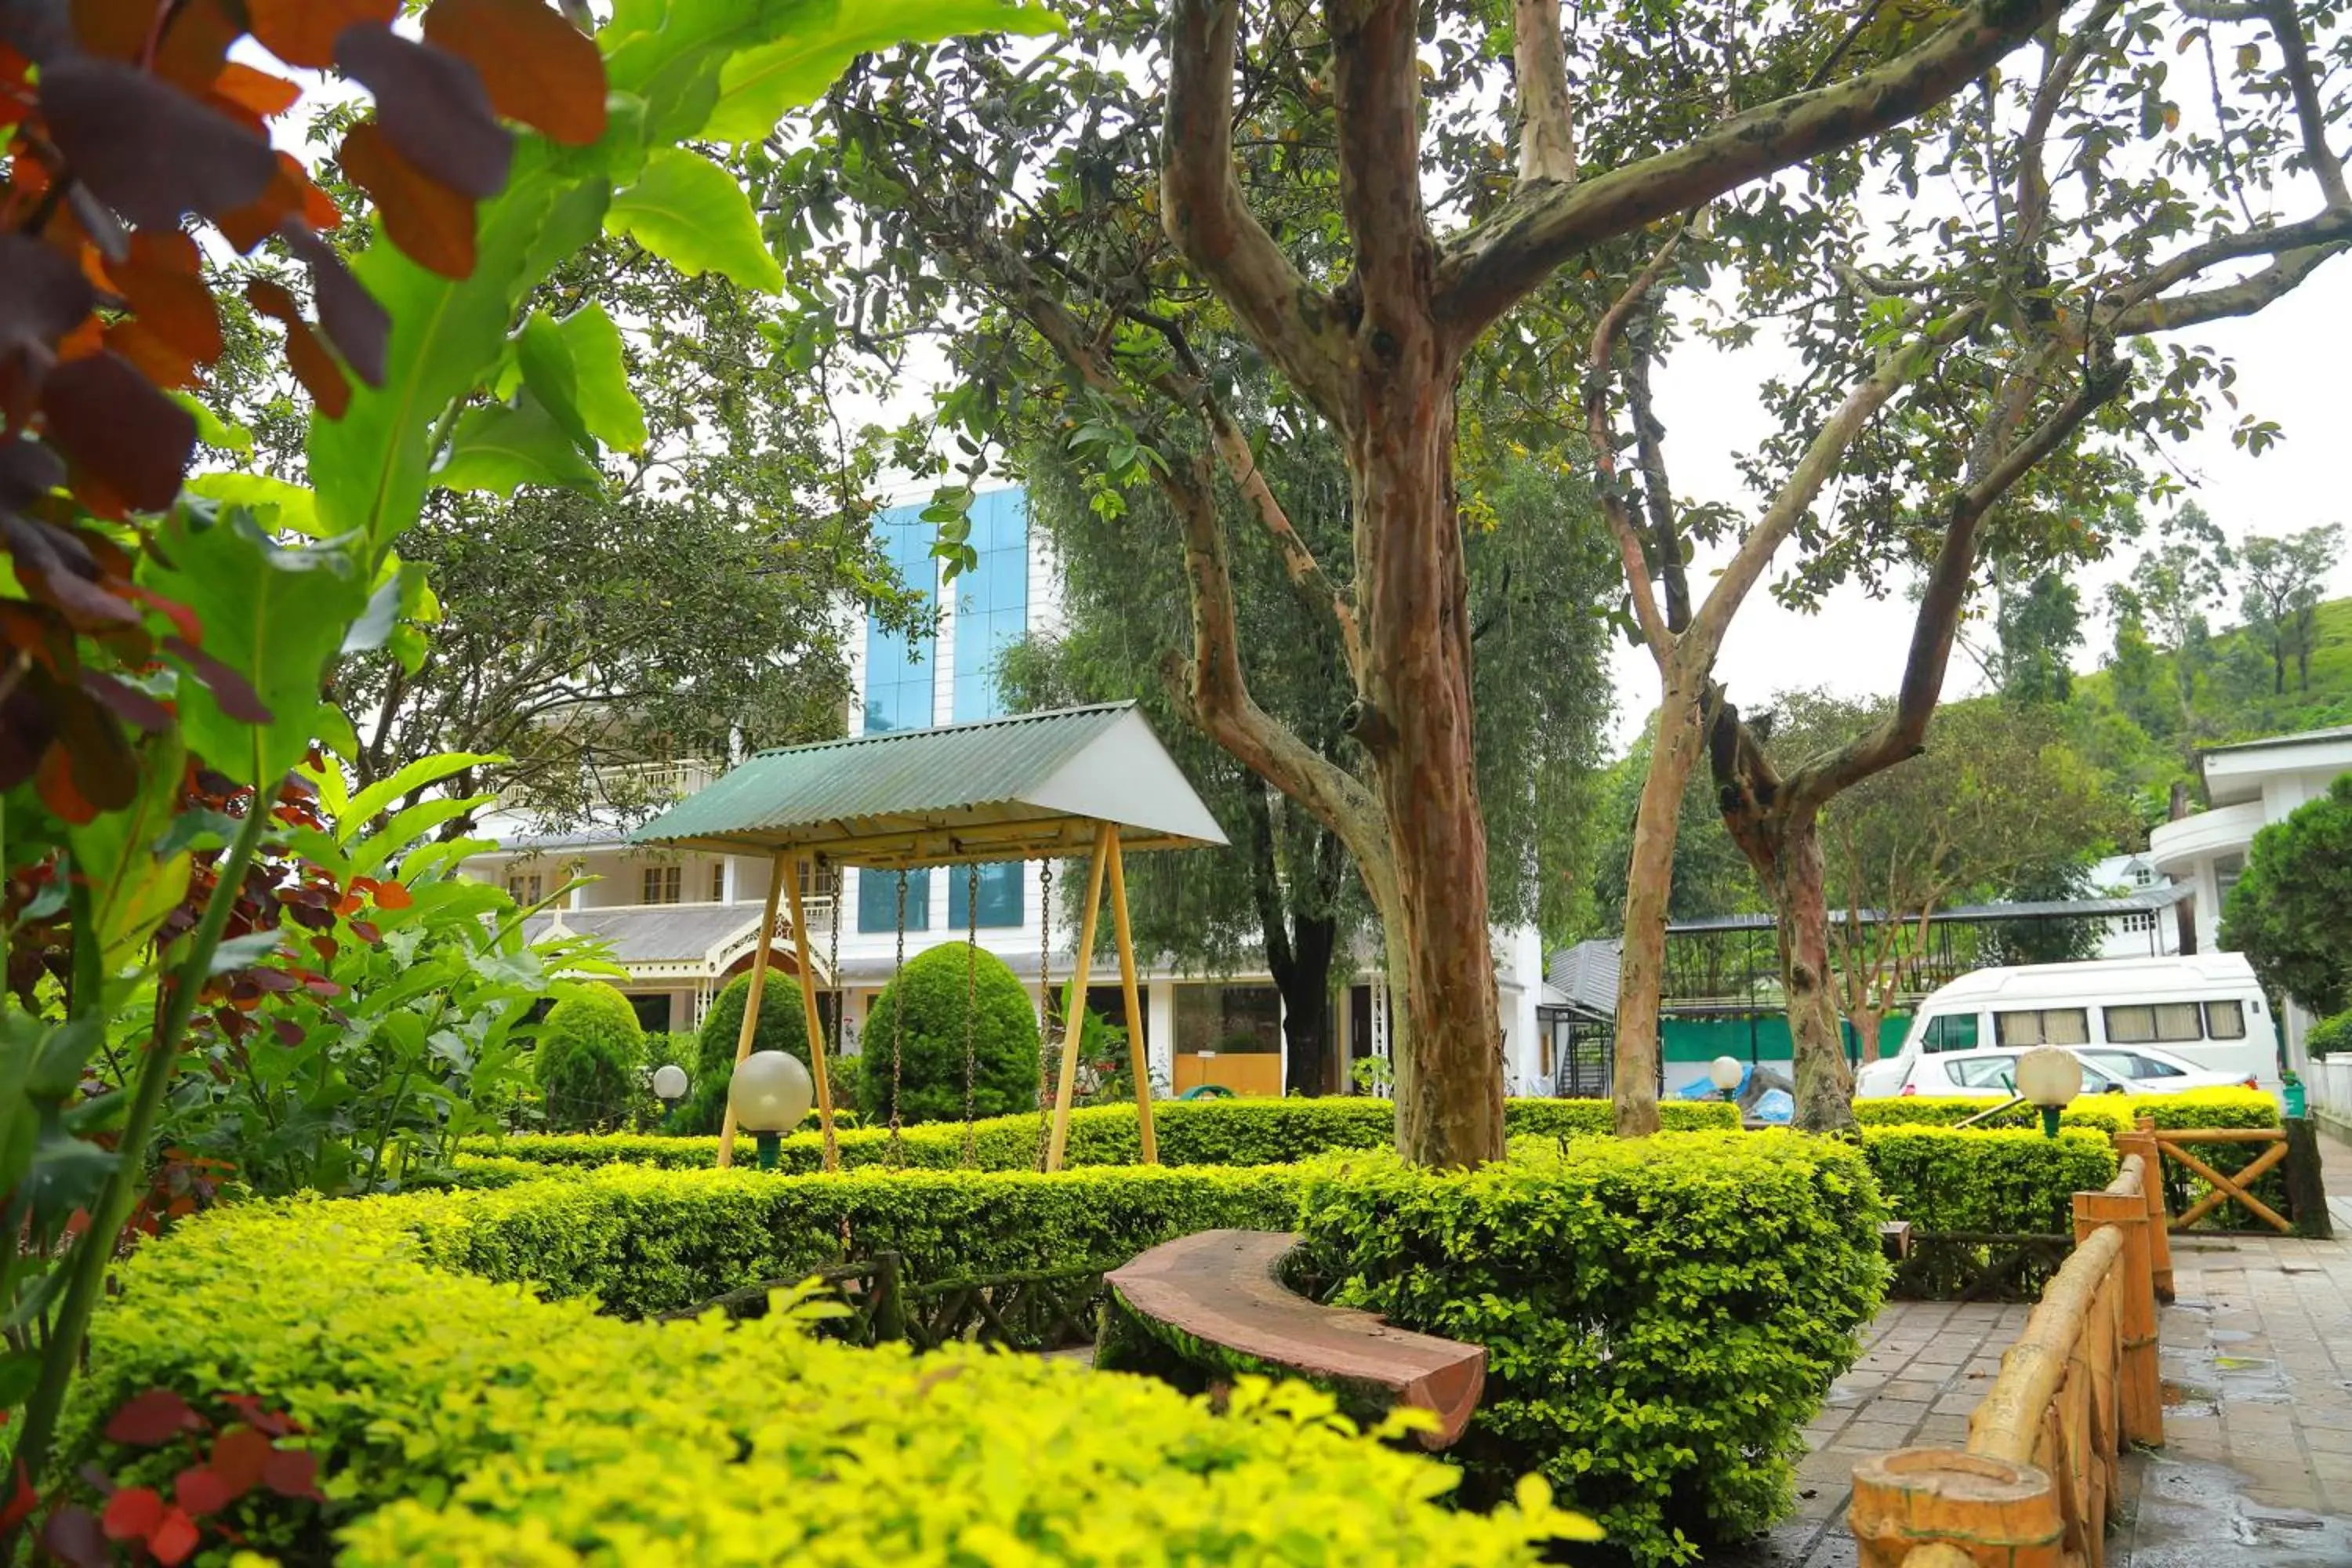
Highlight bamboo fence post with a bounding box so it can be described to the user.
[2074,1183,2161,1446]
[2129,1120,2174,1301]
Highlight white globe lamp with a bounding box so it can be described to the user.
[651,1062,690,1105]
[2013,1046,2083,1140]
[730,1050,813,1171]
[1708,1055,1744,1103]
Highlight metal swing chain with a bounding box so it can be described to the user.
[1035,858,1054,1171]
[889,869,908,1169]
[825,859,850,1249]
[962,861,981,1169]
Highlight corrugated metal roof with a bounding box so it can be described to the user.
[627,702,1228,869]
[524,905,760,967]
[1665,880,2191,935]
[1543,938,1620,1018]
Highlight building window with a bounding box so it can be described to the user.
[641,864,681,905]
[863,503,938,735]
[952,490,1029,723]
[949,860,1024,929]
[1174,985,1282,1056]
[505,871,542,905]
[710,862,727,902]
[2205,1000,2247,1040]
[2104,1002,2203,1044]
[1994,1007,2089,1047]
[858,868,931,934]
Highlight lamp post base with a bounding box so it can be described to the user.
[756,1131,780,1171]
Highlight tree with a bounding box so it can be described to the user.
[1770,694,2126,1060]
[2223,775,2352,1020]
[2240,524,2345,695]
[538,984,648,1131]
[680,971,813,1134]
[1996,572,2085,705]
[2107,505,2233,739]
[1004,401,1615,1098]
[1587,0,2352,1133]
[857,943,1044,1125]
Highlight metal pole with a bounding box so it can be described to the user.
[717,851,789,1170]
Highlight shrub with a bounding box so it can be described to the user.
[679,972,814,1134]
[64,1187,1581,1566]
[2307,1011,2352,1058]
[534,985,645,1132]
[1283,1132,1887,1566]
[1859,1126,2117,1232]
[855,943,1042,1123]
[466,1097,1744,1176]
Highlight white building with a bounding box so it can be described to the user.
[2148,724,2352,1068]
[460,487,1555,1097]
[2085,852,2182,960]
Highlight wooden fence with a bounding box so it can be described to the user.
[1849,1128,2165,1568]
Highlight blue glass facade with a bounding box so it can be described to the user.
[862,502,937,736]
[952,489,1029,722]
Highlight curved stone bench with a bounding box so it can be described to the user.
[1102,1229,1485,1450]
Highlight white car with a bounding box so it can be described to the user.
[1880,1044,2252,1098]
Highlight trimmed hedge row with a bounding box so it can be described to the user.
[1287,1132,1887,1565]
[1860,1127,2117,1233]
[470,1096,1744,1174]
[68,1193,1580,1566]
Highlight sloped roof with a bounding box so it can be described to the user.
[1665,881,2189,934]
[522,905,761,968]
[628,703,1228,869]
[1544,938,1620,1019]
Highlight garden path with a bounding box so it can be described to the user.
[1704,1126,2352,1566]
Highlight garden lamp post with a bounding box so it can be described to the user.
[729,1051,812,1171]
[2013,1046,2083,1141]
[1708,1055,1744,1105]
[652,1062,689,1109]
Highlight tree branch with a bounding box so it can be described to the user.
[1512,0,1579,187]
[1436,0,2070,337]
[1163,0,1350,423]
[1198,394,1369,685]
[1327,0,1436,325]
[2107,217,2352,335]
[1584,229,1687,666]
[2178,0,2350,206]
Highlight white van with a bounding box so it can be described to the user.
[1853,953,2282,1098]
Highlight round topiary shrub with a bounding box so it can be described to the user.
[856,943,1041,1124]
[535,984,646,1131]
[675,971,813,1134]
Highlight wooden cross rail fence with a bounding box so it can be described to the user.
[2146,1123,2292,1234]
[1849,1132,2165,1568]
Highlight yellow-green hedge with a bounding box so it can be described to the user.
[470,1096,1741,1174]
[67,1199,1584,1565]
[1859,1127,2118,1233]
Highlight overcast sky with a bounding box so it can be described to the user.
[1604,243,2352,751]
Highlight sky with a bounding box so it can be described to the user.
[1601,270,2352,750]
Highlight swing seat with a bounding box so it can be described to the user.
[1102,1230,1486,1450]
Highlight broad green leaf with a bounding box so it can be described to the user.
[186,473,320,536]
[605,147,784,293]
[516,311,593,456]
[341,752,504,840]
[434,394,608,497]
[140,506,369,787]
[704,1,1064,144]
[353,796,496,878]
[172,390,253,454]
[65,731,191,981]
[554,303,648,452]
[343,561,430,659]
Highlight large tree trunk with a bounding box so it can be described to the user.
[1277,913,1341,1095]
[1350,365,1505,1167]
[1854,1006,1886,1064]
[1722,799,1857,1133]
[1613,677,1707,1136]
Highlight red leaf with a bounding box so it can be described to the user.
[216,154,341,252]
[220,1396,298,1438]
[260,1446,320,1500]
[173,1464,234,1517]
[124,583,202,644]
[372,880,413,910]
[112,256,225,368]
[212,62,304,120]
[243,279,350,419]
[40,350,198,513]
[103,1388,201,1446]
[209,1427,271,1496]
[347,919,381,944]
[249,0,398,70]
[337,118,477,281]
[336,27,511,199]
[421,0,607,147]
[99,1486,163,1542]
[0,1461,34,1533]
[147,1505,200,1566]
[36,738,102,825]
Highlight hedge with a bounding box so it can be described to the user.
[535,983,644,1132]
[855,942,1042,1124]
[1281,1132,1887,1566]
[1859,1127,2117,1233]
[64,1190,1582,1566]
[468,1096,1744,1176]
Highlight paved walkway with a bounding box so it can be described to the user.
[1711,1128,2352,1566]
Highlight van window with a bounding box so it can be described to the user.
[2103,1002,2203,1044]
[2205,1000,2246,1040]
[1995,1008,2089,1047]
[1921,1014,1980,1053]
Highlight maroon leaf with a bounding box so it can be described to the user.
[260,1446,320,1500]
[40,351,198,513]
[42,55,275,229]
[2,511,139,627]
[100,1484,164,1540]
[220,1396,298,1438]
[53,679,138,812]
[337,121,476,279]
[0,435,66,509]
[79,668,171,731]
[0,234,97,356]
[38,1504,108,1568]
[280,223,387,387]
[103,1388,201,1446]
[173,1463,234,1517]
[162,634,270,722]
[334,26,511,199]
[243,278,350,419]
[248,0,398,70]
[209,1426,272,1496]
[420,0,607,147]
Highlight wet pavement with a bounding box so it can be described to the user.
[1705,1127,2352,1566]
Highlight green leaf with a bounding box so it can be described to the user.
[435,393,608,497]
[704,1,1065,144]
[352,797,496,879]
[172,390,253,454]
[553,304,648,452]
[605,147,784,293]
[517,312,593,457]
[65,730,191,982]
[338,752,504,840]
[185,473,320,536]
[140,506,369,787]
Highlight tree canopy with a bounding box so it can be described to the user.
[2223,775,2352,1020]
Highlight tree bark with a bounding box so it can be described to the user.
[1613,674,1707,1135]
[1277,913,1341,1096]
[1766,813,1857,1132]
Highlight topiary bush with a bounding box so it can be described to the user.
[1280,1131,1887,1566]
[677,971,814,1134]
[855,942,1041,1124]
[534,984,646,1132]
[1859,1126,2117,1233]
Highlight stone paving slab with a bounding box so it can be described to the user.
[1701,1127,2352,1566]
